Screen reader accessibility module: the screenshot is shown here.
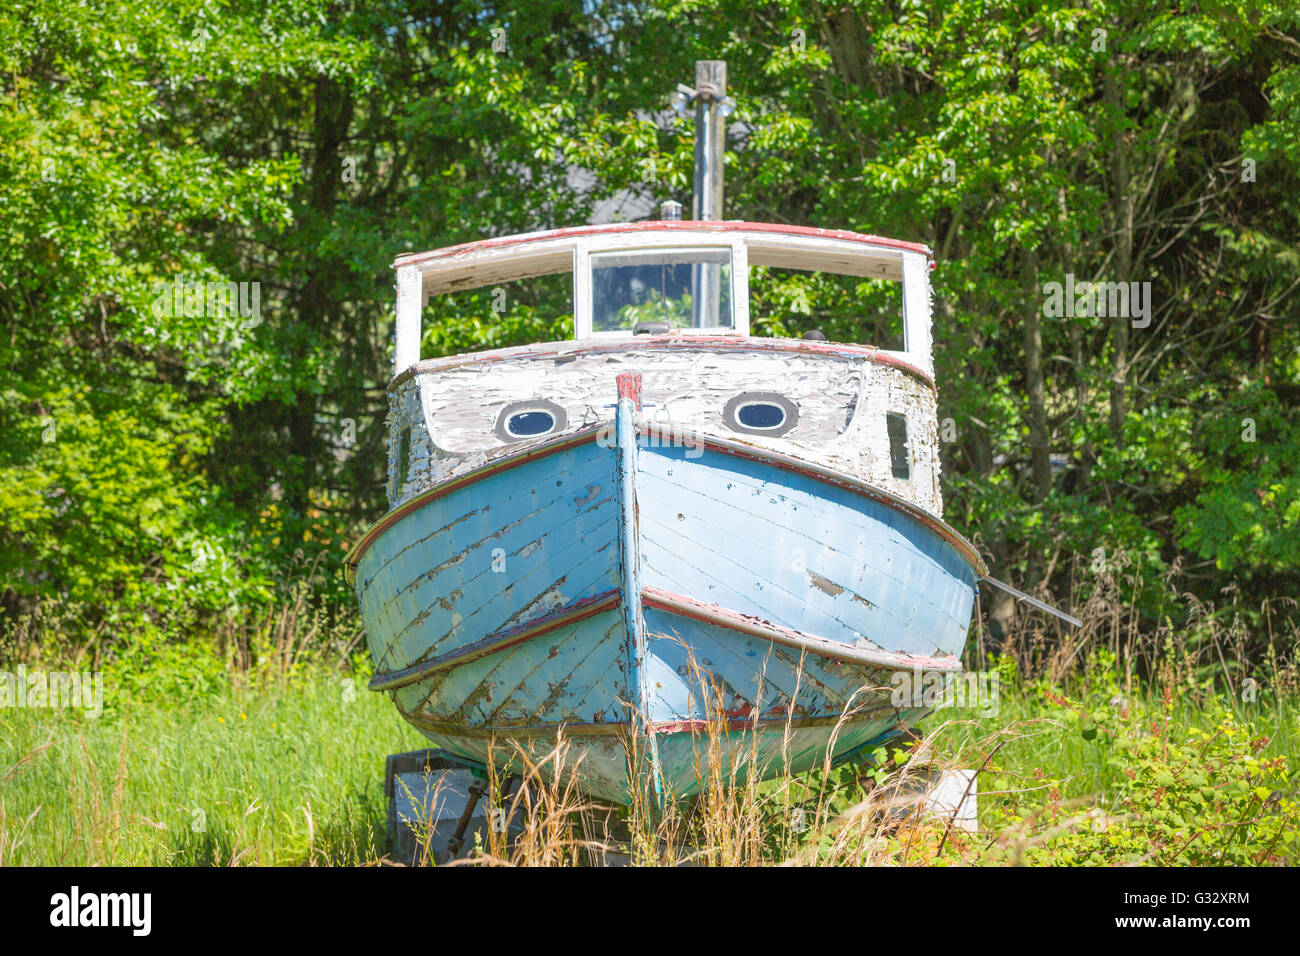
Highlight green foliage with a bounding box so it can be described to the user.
[994,688,1298,866]
[613,289,693,331]
[1,0,1297,667]
[1174,384,1300,575]
[104,625,231,706]
[739,657,1297,866]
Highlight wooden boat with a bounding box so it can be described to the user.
[346,63,997,805]
[345,217,988,803]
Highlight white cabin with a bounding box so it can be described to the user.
[385,220,946,518]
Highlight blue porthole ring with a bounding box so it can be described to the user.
[494,399,568,442]
[722,392,799,438]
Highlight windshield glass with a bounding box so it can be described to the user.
[590,247,732,332]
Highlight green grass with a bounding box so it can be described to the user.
[2,656,1296,865]
[932,676,1298,811]
[1,672,425,865]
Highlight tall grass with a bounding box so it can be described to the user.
[0,590,429,870]
[0,674,424,865]
[971,552,1298,695]
[2,559,1296,866]
[3,664,1294,866]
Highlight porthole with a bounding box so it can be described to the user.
[507,411,555,436]
[722,392,799,438]
[738,403,786,430]
[494,399,568,443]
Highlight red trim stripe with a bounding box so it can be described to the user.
[394,220,931,269]
[642,586,964,673]
[398,711,913,739]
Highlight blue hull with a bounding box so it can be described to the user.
[350,405,981,805]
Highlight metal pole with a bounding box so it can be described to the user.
[692,60,726,327]
[692,60,726,221]
[980,575,1082,628]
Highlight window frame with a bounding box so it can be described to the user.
[493,399,569,443]
[392,223,932,378]
[574,236,750,338]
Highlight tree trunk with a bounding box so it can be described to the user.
[1024,247,1051,503]
[284,74,355,518]
[1105,67,1133,451]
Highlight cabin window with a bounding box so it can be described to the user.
[886,412,910,479]
[395,425,411,491]
[748,269,904,350]
[422,271,573,348]
[494,399,568,442]
[591,247,733,333]
[722,392,799,438]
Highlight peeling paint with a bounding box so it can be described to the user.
[808,573,844,597]
[573,483,601,505]
[384,340,944,518]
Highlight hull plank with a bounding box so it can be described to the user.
[356,440,620,675]
[407,726,634,806]
[643,606,856,721]
[652,719,905,801]
[638,443,977,659]
[393,609,629,727]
